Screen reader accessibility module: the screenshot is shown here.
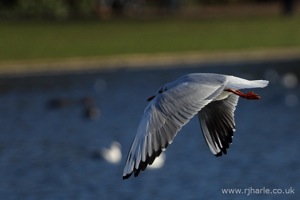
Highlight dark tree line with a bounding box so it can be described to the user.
[0,0,295,20]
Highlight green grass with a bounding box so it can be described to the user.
[1,16,300,62]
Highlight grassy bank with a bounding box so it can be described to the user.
[1,15,300,63]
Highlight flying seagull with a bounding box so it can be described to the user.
[123,73,268,179]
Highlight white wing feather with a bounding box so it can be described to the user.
[123,74,228,179]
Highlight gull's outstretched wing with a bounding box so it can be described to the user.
[123,74,228,179]
[198,94,239,156]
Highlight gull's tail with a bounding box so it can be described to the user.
[226,76,269,89]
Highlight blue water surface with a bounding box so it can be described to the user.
[0,60,299,200]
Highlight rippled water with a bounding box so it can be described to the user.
[0,60,299,200]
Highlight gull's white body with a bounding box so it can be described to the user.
[123,73,268,179]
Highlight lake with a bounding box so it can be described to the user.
[0,59,299,200]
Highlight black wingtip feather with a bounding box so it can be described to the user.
[215,152,222,157]
[198,93,239,158]
[123,147,165,180]
[123,173,131,180]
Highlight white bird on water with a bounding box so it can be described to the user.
[123,73,268,179]
[101,141,122,164]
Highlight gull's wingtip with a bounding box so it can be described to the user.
[123,172,133,180]
[123,175,129,180]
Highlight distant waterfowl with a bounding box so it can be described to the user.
[101,141,122,164]
[47,98,72,109]
[84,106,101,120]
